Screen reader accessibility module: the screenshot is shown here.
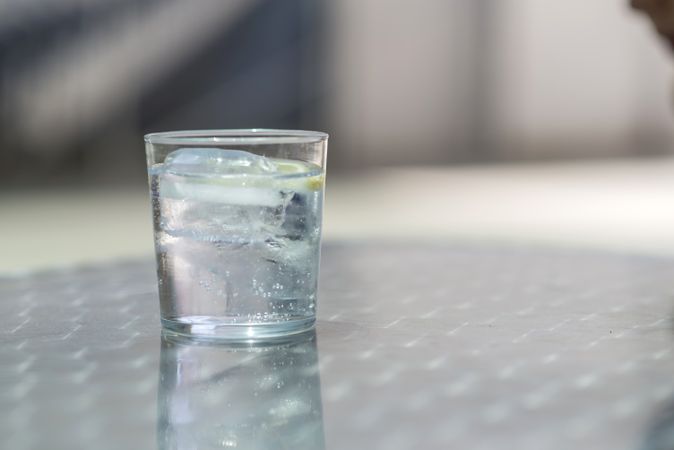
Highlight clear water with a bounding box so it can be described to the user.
[149,149,323,336]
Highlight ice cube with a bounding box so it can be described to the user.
[282,192,310,239]
[158,148,284,206]
[161,181,285,207]
[164,148,275,176]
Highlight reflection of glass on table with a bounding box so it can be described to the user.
[157,330,325,450]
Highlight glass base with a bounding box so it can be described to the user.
[160,316,316,343]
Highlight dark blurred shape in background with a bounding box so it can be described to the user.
[0,0,324,186]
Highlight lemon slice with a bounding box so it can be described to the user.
[275,160,307,174]
[158,158,323,205]
[304,174,324,191]
[269,159,323,192]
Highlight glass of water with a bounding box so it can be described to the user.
[144,129,328,340]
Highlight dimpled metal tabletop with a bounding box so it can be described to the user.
[2,243,674,450]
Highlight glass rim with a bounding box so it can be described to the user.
[144,129,328,146]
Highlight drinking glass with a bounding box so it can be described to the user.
[145,129,328,340]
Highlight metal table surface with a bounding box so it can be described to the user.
[2,243,674,450]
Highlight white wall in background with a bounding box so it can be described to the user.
[490,0,674,158]
[326,0,478,166]
[327,0,674,164]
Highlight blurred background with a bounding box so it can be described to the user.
[3,0,674,272]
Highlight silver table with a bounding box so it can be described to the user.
[2,243,674,450]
